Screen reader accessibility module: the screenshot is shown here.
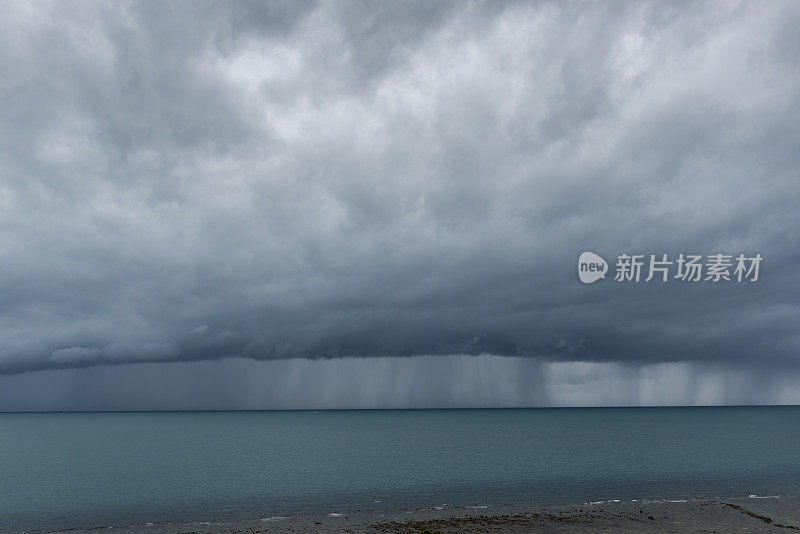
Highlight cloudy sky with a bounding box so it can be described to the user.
[1,0,799,410]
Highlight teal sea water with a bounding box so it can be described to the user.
[1,407,799,532]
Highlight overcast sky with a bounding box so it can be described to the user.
[1,0,799,410]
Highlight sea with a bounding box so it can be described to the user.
[1,406,799,532]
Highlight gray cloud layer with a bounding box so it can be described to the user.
[1,1,799,388]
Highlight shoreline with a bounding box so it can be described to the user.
[37,495,800,534]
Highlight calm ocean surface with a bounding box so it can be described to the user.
[1,407,799,532]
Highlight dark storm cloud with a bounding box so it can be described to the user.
[0,1,799,378]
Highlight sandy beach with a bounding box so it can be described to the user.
[49,496,800,534]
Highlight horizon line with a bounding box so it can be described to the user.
[2,404,799,414]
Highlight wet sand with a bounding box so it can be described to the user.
[50,496,800,534]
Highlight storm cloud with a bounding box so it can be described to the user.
[0,1,799,407]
